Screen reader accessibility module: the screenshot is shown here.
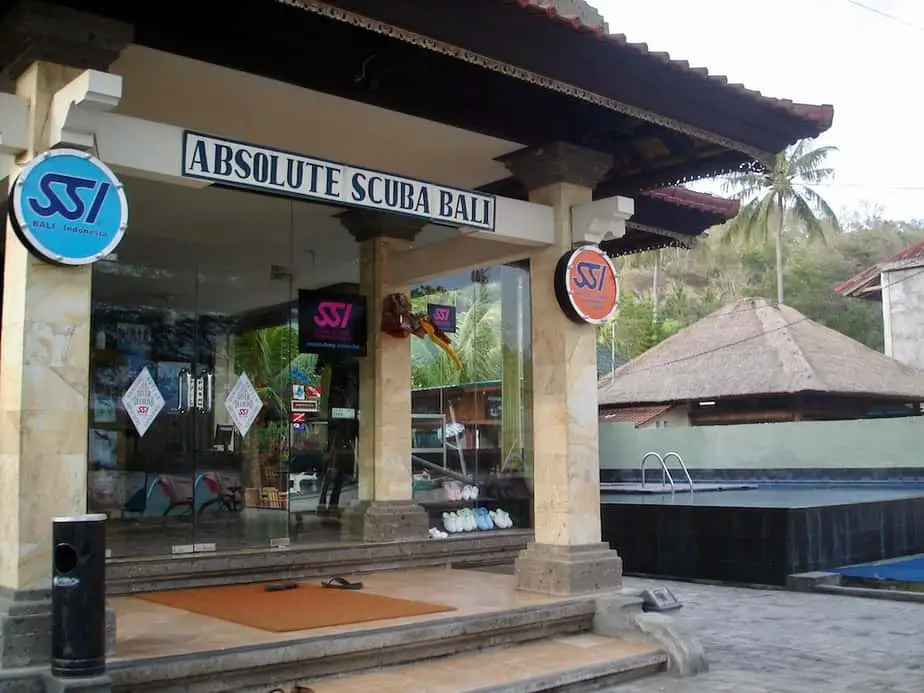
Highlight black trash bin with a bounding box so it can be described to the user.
[51,513,107,678]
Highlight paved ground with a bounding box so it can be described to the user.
[609,577,924,693]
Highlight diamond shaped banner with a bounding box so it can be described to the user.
[225,372,263,437]
[121,367,165,437]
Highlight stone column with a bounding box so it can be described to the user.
[0,2,131,669]
[500,142,623,596]
[340,211,429,542]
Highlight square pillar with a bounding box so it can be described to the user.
[0,61,91,667]
[501,143,623,595]
[341,212,429,542]
[0,5,131,670]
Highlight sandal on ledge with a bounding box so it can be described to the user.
[321,576,364,590]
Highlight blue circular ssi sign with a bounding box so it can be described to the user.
[9,148,128,266]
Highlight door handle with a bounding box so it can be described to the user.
[177,369,192,414]
[197,370,214,414]
[194,370,214,414]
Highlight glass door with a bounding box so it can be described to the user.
[191,260,293,551]
[89,251,200,558]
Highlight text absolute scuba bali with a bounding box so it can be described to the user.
[182,132,496,230]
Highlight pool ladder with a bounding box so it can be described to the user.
[640,451,695,494]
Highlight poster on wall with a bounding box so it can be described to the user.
[121,367,165,437]
[225,372,263,437]
[427,303,457,333]
[485,394,502,419]
[298,290,367,357]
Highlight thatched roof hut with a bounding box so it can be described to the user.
[598,298,924,425]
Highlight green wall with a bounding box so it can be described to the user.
[600,417,924,470]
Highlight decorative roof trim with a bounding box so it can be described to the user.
[626,221,695,245]
[275,0,768,159]
[509,0,834,130]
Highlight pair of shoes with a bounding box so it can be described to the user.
[428,526,448,539]
[490,509,513,529]
[442,511,460,533]
[461,485,479,501]
[443,509,477,533]
[444,482,463,501]
[474,506,494,530]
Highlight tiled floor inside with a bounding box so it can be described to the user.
[306,634,660,693]
[112,568,566,660]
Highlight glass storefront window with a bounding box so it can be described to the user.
[86,178,363,557]
[410,262,533,529]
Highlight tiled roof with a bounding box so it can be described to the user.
[599,404,675,427]
[508,0,834,130]
[835,239,924,297]
[644,187,739,218]
[598,298,924,405]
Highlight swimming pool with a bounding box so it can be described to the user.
[603,485,924,508]
[601,483,924,586]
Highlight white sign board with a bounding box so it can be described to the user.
[181,131,496,231]
[121,367,165,437]
[225,372,263,437]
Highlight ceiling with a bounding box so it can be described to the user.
[110,45,524,192]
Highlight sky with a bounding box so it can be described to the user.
[593,0,924,221]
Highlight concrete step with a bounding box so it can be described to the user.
[301,634,668,692]
[104,599,599,692]
[107,531,531,595]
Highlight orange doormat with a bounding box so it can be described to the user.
[135,582,456,632]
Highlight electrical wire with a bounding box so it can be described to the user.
[845,0,924,33]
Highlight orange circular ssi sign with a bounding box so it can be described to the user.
[554,245,619,324]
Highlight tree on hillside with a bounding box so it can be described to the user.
[721,138,841,304]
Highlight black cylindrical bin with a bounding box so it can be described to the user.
[51,513,107,678]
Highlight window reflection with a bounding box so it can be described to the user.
[410,262,533,530]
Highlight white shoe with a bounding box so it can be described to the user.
[461,485,472,501]
[443,512,457,533]
[428,527,441,539]
[462,509,476,532]
[503,511,514,528]
[470,485,479,500]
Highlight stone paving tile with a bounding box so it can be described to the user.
[606,577,924,693]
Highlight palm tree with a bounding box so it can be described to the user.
[722,139,841,304]
[411,282,502,388]
[234,324,319,488]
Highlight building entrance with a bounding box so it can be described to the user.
[86,177,362,557]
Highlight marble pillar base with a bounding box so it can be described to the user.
[362,501,429,543]
[0,587,51,668]
[42,673,112,693]
[515,542,623,596]
[341,500,373,541]
[0,588,117,669]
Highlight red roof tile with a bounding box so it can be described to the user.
[644,187,740,218]
[835,239,924,297]
[506,0,834,131]
[599,404,676,427]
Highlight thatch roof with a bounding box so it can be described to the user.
[598,298,924,406]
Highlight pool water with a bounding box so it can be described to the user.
[835,554,924,583]
[602,486,924,509]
